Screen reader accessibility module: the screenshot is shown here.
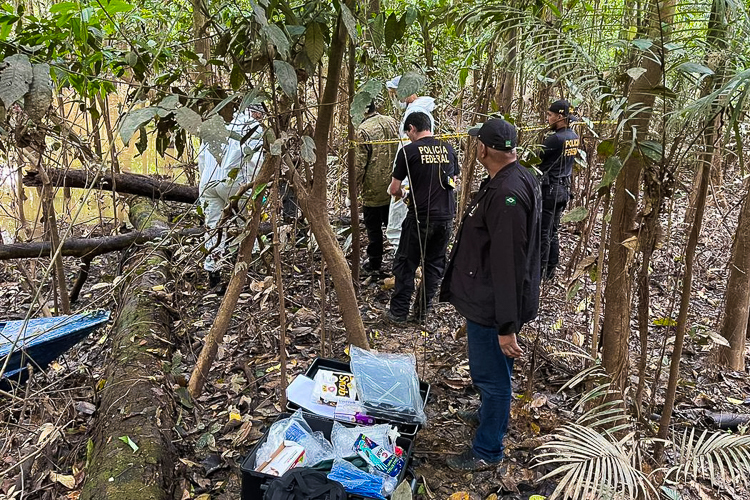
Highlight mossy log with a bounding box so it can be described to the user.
[81,199,177,500]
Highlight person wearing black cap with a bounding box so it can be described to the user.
[385,111,458,324]
[439,118,541,471]
[539,99,579,280]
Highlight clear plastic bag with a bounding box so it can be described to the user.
[254,410,334,468]
[349,345,426,424]
[330,421,396,458]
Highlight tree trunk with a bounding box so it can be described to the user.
[81,199,176,500]
[718,188,750,370]
[23,167,199,203]
[291,3,369,350]
[347,40,360,284]
[188,157,279,397]
[600,0,675,391]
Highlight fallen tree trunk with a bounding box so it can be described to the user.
[23,167,199,204]
[0,227,205,260]
[81,199,177,500]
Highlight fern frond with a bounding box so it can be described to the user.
[667,429,750,489]
[536,424,657,500]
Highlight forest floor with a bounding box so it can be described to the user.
[2,175,750,500]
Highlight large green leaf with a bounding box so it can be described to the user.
[274,59,297,97]
[301,135,316,164]
[384,12,398,48]
[119,107,157,144]
[198,114,229,164]
[305,22,325,66]
[0,54,32,107]
[338,2,357,43]
[676,62,714,76]
[397,71,426,100]
[173,107,202,136]
[370,13,384,48]
[24,63,51,123]
[595,156,623,192]
[562,206,588,223]
[262,24,290,59]
[249,0,267,26]
[350,79,383,126]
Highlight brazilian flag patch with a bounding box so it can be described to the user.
[505,196,517,206]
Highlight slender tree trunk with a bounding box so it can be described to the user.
[347,40,360,284]
[718,188,750,370]
[601,0,675,390]
[37,164,71,314]
[271,173,288,409]
[290,4,369,350]
[188,156,279,397]
[655,135,710,460]
[498,26,517,113]
[191,0,211,84]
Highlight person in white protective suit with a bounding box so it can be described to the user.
[198,104,265,289]
[384,75,436,254]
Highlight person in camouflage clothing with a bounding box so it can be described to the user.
[356,101,400,274]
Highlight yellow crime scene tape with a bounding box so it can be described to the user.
[349,120,616,147]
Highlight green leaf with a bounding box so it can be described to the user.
[385,12,398,48]
[338,2,357,43]
[639,140,663,162]
[198,114,230,165]
[249,0,267,26]
[350,79,382,126]
[370,13,384,48]
[566,280,582,300]
[230,64,245,90]
[49,1,76,14]
[175,386,194,409]
[86,438,94,468]
[119,107,157,144]
[597,138,615,157]
[405,5,419,25]
[397,71,426,100]
[0,53,32,107]
[561,206,588,223]
[270,138,283,156]
[118,435,139,452]
[273,59,297,97]
[173,107,202,136]
[676,62,713,76]
[103,0,134,15]
[262,24,290,59]
[252,183,267,200]
[632,38,653,51]
[595,156,623,191]
[304,22,325,66]
[652,317,677,327]
[301,135,316,164]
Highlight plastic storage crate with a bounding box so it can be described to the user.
[287,358,430,437]
[240,412,413,500]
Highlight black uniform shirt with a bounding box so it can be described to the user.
[439,161,542,334]
[539,127,579,186]
[392,136,458,222]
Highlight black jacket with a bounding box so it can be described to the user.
[539,127,579,186]
[439,161,541,334]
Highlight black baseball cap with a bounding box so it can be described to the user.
[549,99,573,116]
[468,118,517,151]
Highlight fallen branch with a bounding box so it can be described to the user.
[0,227,205,261]
[23,167,199,204]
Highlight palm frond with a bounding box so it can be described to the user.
[667,428,750,490]
[536,424,657,500]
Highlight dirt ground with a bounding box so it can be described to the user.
[2,178,750,500]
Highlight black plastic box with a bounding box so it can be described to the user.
[287,358,430,437]
[240,412,413,500]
